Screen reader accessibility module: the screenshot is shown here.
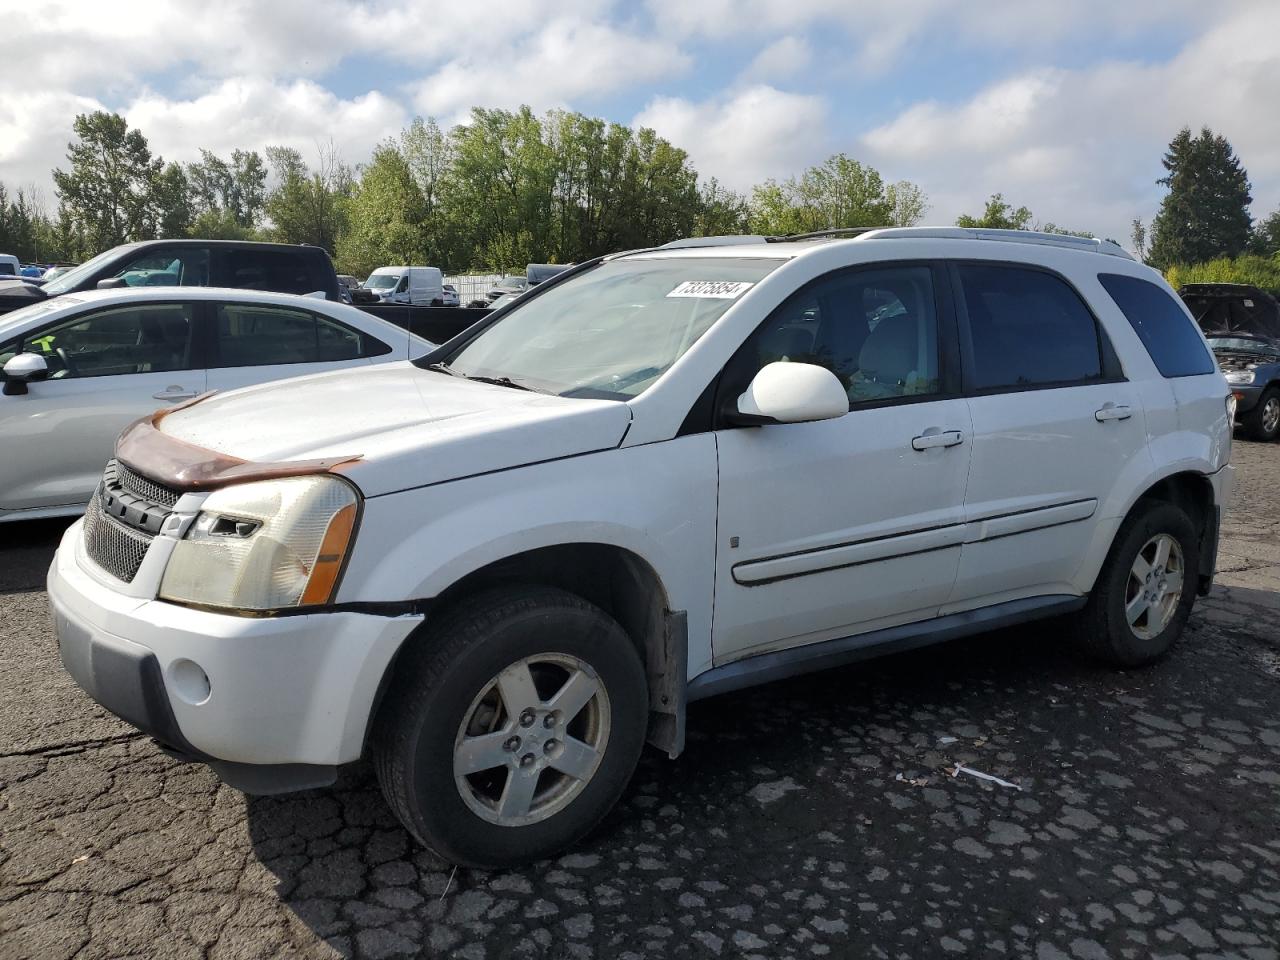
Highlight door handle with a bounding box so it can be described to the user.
[911,429,964,451]
[153,386,198,402]
[1094,403,1133,422]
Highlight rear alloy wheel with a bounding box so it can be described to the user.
[1070,500,1199,667]
[1242,387,1280,442]
[372,586,648,868]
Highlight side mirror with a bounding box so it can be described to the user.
[96,277,127,289]
[3,353,50,396]
[734,362,848,424]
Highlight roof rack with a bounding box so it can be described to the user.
[766,227,887,242]
[852,226,1133,259]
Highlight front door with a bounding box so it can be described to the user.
[0,302,204,512]
[712,263,973,664]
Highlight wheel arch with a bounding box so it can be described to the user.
[1102,469,1218,595]
[370,541,689,759]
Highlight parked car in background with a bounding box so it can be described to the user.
[0,254,19,278]
[0,240,343,317]
[1179,283,1280,340]
[39,265,75,283]
[1207,333,1280,441]
[21,265,46,280]
[526,263,568,287]
[48,227,1232,868]
[0,287,432,522]
[484,275,527,303]
[335,274,361,304]
[366,266,444,305]
[442,284,460,307]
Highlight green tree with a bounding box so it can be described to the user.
[956,193,1033,230]
[264,143,351,252]
[52,111,161,254]
[338,142,429,278]
[152,162,192,238]
[748,154,926,235]
[693,178,750,237]
[1166,255,1280,296]
[1148,127,1252,270]
[1250,209,1280,256]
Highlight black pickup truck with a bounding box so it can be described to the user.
[0,239,490,345]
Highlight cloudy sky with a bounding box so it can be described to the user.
[2,0,1278,248]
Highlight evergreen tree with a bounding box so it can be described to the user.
[1148,127,1252,269]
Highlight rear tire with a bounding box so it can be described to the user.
[1070,500,1199,667]
[1242,386,1280,442]
[371,586,648,869]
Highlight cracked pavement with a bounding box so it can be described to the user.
[2,443,1279,959]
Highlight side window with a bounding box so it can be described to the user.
[1098,274,1215,377]
[0,262,15,276]
[958,264,1103,390]
[112,248,210,287]
[737,265,941,406]
[224,251,315,295]
[5,304,195,378]
[214,303,371,367]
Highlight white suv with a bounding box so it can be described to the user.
[49,228,1234,867]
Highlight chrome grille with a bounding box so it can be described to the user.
[111,459,180,508]
[83,488,154,583]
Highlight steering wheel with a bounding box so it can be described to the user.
[55,346,78,376]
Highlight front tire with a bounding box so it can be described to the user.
[1242,386,1280,442]
[371,586,648,869]
[1070,500,1199,667]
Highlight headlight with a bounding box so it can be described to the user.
[160,475,359,612]
[1224,369,1256,385]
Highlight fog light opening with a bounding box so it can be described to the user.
[169,658,211,706]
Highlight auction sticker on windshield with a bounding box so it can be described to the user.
[667,280,754,299]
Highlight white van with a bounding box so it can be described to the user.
[0,254,20,279]
[365,266,444,305]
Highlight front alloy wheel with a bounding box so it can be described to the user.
[454,654,610,826]
[372,586,648,868]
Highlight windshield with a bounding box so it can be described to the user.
[444,257,781,399]
[366,274,400,290]
[1208,336,1280,356]
[40,247,130,296]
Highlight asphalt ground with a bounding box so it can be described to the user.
[2,442,1279,960]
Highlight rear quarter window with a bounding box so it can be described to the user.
[1098,274,1215,378]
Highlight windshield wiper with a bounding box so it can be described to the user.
[464,375,540,392]
[427,362,540,392]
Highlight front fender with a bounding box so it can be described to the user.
[337,436,720,677]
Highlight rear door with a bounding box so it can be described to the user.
[946,262,1148,610]
[0,301,204,512]
[204,300,388,392]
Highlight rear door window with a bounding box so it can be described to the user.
[1100,275,1215,377]
[213,303,385,367]
[223,250,318,295]
[956,264,1105,390]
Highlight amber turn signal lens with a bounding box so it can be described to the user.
[301,502,358,605]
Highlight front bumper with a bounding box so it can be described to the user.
[49,520,423,788]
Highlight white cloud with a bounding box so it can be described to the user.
[740,36,812,83]
[861,2,1280,245]
[0,92,109,195]
[125,79,408,171]
[634,86,829,192]
[411,19,690,120]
